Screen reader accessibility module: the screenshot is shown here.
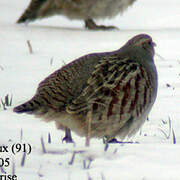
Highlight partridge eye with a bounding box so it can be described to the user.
[148,40,152,45]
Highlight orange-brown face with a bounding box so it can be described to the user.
[127,34,155,46]
[136,38,156,52]
[126,34,156,56]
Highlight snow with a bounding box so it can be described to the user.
[0,0,180,179]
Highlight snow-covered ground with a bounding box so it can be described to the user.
[0,0,180,179]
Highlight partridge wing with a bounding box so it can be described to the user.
[66,56,153,129]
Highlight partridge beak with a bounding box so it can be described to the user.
[152,41,156,47]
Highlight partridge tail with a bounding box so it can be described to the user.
[17,0,53,23]
[13,97,42,114]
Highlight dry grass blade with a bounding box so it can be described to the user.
[83,160,87,169]
[87,159,93,169]
[155,53,167,61]
[159,117,172,139]
[27,40,33,54]
[48,132,51,144]
[87,172,93,180]
[168,117,172,139]
[20,128,23,142]
[0,167,6,174]
[159,129,169,139]
[1,99,6,110]
[21,152,26,166]
[1,94,13,110]
[50,58,53,66]
[159,117,176,144]
[104,143,109,152]
[5,95,9,105]
[86,110,92,147]
[41,136,47,153]
[12,159,15,176]
[68,150,85,165]
[113,148,118,154]
[83,158,93,169]
[172,128,176,144]
[168,116,176,144]
[69,151,76,165]
[37,165,44,177]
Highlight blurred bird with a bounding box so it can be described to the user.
[17,0,137,30]
[13,34,158,144]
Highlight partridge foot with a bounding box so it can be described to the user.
[85,19,118,30]
[108,138,139,144]
[62,128,74,143]
[104,138,138,144]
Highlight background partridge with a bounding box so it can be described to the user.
[17,0,137,30]
[13,34,158,143]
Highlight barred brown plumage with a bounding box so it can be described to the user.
[17,0,137,30]
[13,34,158,143]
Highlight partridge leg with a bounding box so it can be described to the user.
[84,19,118,30]
[62,128,74,143]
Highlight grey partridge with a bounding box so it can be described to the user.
[17,0,137,30]
[13,34,158,143]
